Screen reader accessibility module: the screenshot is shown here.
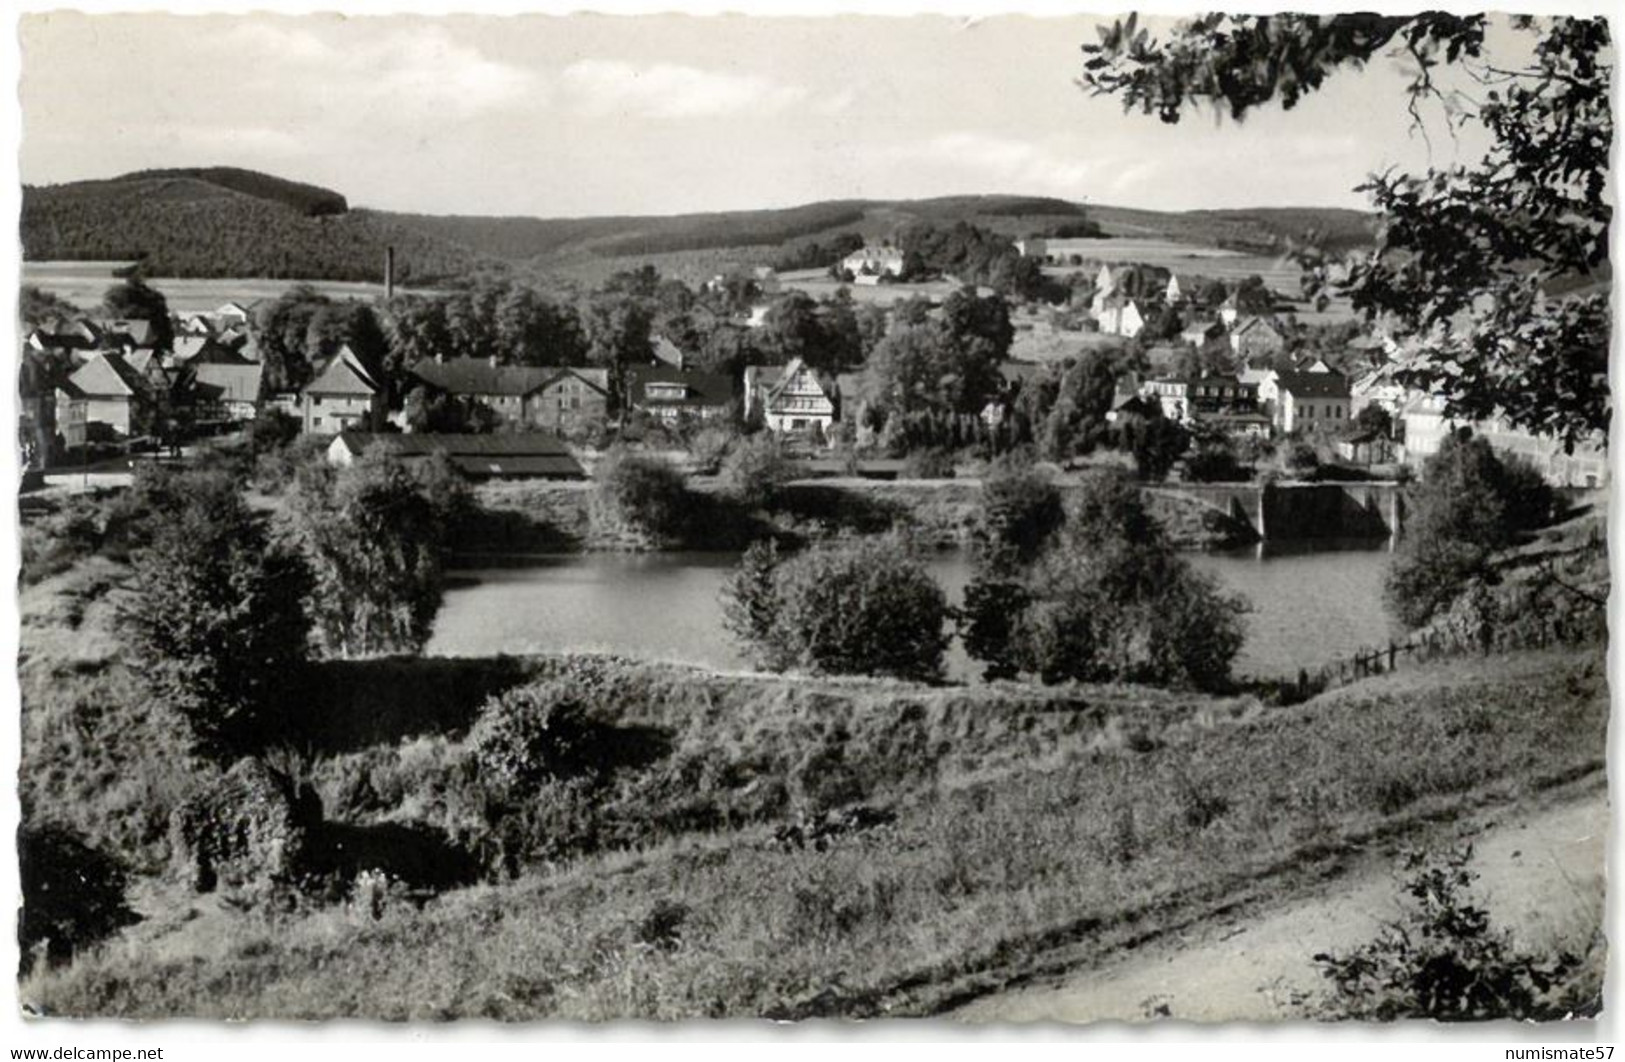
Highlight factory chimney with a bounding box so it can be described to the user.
[384,246,396,302]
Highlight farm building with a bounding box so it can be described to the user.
[327,431,585,480]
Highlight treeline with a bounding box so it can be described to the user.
[22,183,484,282]
[107,168,349,216]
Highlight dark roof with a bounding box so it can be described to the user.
[411,358,557,397]
[625,365,734,409]
[1276,371,1351,399]
[335,431,583,478]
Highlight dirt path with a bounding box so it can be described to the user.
[955,791,1608,1023]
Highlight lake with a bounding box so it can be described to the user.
[427,540,1401,682]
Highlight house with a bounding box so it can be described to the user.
[840,245,906,280]
[96,318,161,353]
[1096,297,1145,339]
[302,345,383,434]
[624,365,734,424]
[327,431,585,481]
[1180,319,1225,347]
[409,357,614,434]
[535,367,614,434]
[1351,364,1408,420]
[1218,292,1241,327]
[170,335,252,368]
[59,351,167,441]
[1273,371,1351,435]
[1164,274,1183,305]
[193,362,265,422]
[744,357,838,436]
[1400,395,1608,488]
[213,302,252,328]
[1228,316,1286,360]
[650,334,688,369]
[1140,373,1260,424]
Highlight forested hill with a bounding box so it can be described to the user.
[21,167,1373,282]
[22,173,486,283]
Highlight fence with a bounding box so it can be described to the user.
[1282,607,1603,701]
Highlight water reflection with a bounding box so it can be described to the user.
[430,541,1400,683]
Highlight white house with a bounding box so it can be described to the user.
[840,245,905,279]
[1164,274,1183,305]
[744,357,838,436]
[1274,371,1351,435]
[1096,297,1146,339]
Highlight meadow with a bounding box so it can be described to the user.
[21,261,444,313]
[17,510,1608,1018]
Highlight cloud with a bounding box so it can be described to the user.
[559,59,807,118]
[227,22,545,118]
[904,131,1100,196]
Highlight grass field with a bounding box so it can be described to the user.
[21,261,444,312]
[20,607,1607,1019]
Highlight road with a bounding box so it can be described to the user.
[955,792,1608,1023]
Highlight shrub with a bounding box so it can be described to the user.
[721,434,795,509]
[1385,432,1556,628]
[901,448,956,480]
[723,536,949,681]
[467,683,604,795]
[589,448,691,546]
[18,823,138,974]
[969,472,1248,690]
[1312,848,1592,1020]
[248,409,301,455]
[976,458,1064,562]
[121,469,310,761]
[281,448,468,658]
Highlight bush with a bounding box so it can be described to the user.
[1385,432,1555,628]
[968,473,1248,690]
[721,434,795,509]
[976,458,1064,563]
[901,448,956,480]
[121,468,310,761]
[723,536,949,681]
[467,683,604,795]
[1312,848,1593,1020]
[19,823,138,974]
[281,449,468,658]
[589,448,691,547]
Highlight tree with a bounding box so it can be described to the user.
[589,449,691,547]
[1080,13,1610,450]
[282,449,468,657]
[252,286,331,393]
[403,386,499,434]
[121,467,310,760]
[18,823,137,974]
[969,472,1248,690]
[1355,404,1394,439]
[100,278,173,351]
[723,536,949,681]
[1118,405,1189,481]
[20,284,81,330]
[1384,431,1554,627]
[721,434,796,510]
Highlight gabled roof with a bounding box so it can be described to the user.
[544,366,613,395]
[651,334,686,368]
[194,362,265,404]
[307,346,379,396]
[335,431,584,479]
[411,357,555,397]
[97,318,157,347]
[627,365,734,409]
[1231,316,1283,338]
[1276,370,1351,400]
[69,352,150,398]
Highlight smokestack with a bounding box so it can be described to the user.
[384,246,396,302]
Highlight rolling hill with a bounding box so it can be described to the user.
[21,167,1374,286]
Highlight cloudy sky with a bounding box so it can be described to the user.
[20,11,1504,218]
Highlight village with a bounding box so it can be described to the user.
[18,238,1609,496]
